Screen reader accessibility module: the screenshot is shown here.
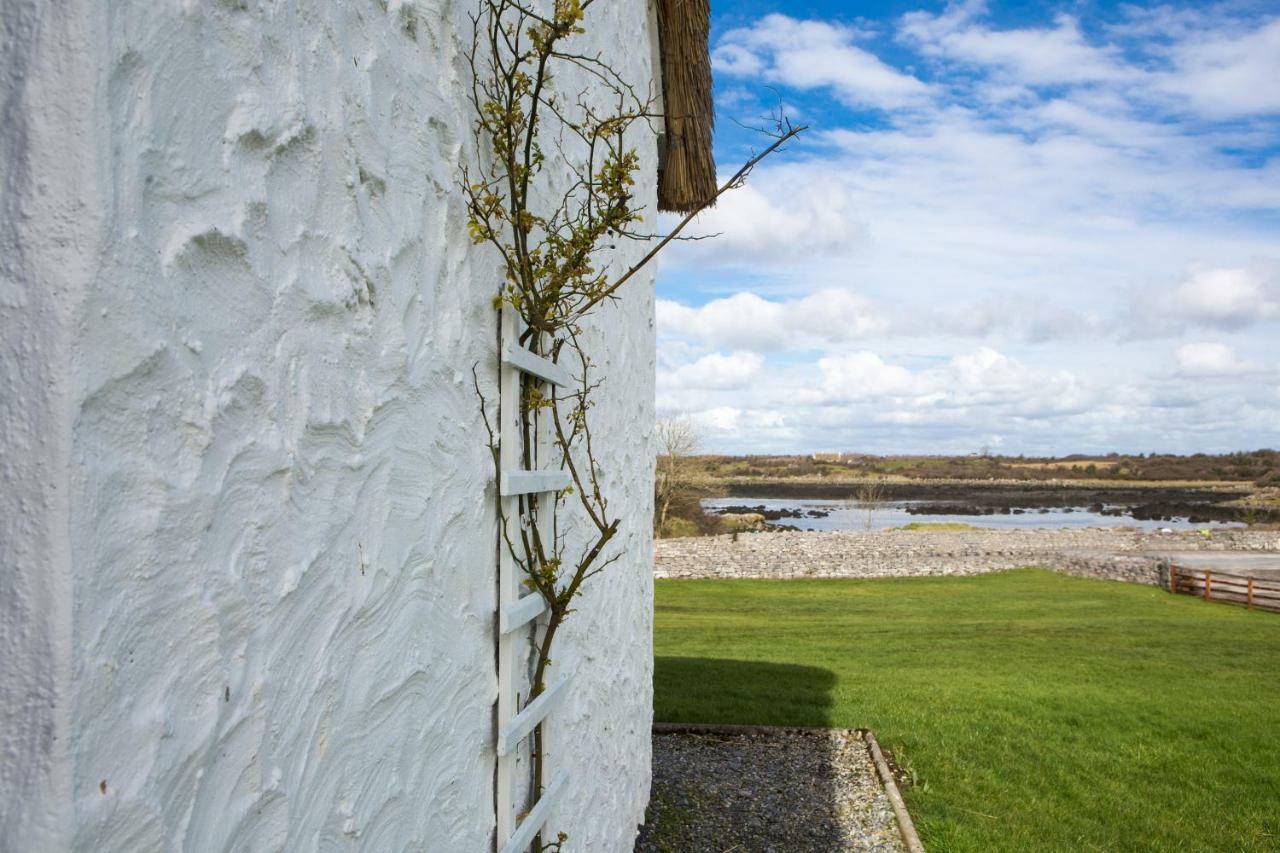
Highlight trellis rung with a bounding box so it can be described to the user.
[500,469,570,496]
[501,593,548,634]
[497,676,571,757]
[499,770,568,853]
[504,345,571,388]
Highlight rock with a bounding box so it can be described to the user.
[654,528,1280,584]
[719,512,766,532]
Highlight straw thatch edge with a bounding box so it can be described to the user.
[654,0,716,212]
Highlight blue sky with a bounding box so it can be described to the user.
[654,0,1280,455]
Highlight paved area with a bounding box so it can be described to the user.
[1146,552,1280,580]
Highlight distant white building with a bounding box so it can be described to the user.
[1,1,713,849]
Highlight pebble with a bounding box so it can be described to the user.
[655,528,1280,581]
[636,729,905,853]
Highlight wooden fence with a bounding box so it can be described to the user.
[1169,565,1280,613]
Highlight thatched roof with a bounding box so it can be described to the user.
[655,0,716,213]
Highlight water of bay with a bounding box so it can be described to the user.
[701,497,1245,532]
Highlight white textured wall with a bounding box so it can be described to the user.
[1,1,655,850]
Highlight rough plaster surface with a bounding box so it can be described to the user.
[1,1,655,850]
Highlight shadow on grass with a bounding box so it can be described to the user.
[654,656,836,727]
[642,658,885,851]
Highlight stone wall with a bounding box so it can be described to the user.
[654,528,1280,586]
[1051,554,1169,587]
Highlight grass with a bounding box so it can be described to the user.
[654,570,1280,852]
[897,521,981,531]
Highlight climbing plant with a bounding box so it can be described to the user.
[463,1,803,848]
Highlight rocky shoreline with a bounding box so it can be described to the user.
[654,528,1280,583]
[707,480,1279,525]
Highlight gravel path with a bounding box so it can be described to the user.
[636,729,905,853]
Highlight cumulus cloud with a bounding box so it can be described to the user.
[659,287,1109,351]
[1173,343,1262,378]
[813,351,918,401]
[1138,263,1280,332]
[949,347,1026,392]
[713,14,932,109]
[821,347,1086,415]
[1170,266,1280,326]
[658,290,888,351]
[666,345,1084,413]
[669,169,869,265]
[658,351,763,390]
[656,344,1115,452]
[656,337,1280,454]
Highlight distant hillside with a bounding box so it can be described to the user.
[690,450,1279,486]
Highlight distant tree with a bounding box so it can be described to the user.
[655,416,701,534]
[856,478,885,531]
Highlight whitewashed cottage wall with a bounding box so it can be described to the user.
[0,1,657,850]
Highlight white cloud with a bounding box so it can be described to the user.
[949,346,1024,391]
[659,351,763,390]
[1173,342,1261,378]
[675,174,868,264]
[689,406,743,433]
[659,294,785,350]
[678,7,1280,281]
[900,8,1131,85]
[1028,97,1177,148]
[671,345,1084,414]
[655,336,1280,454]
[711,43,765,78]
[658,289,887,351]
[814,351,918,401]
[669,105,1280,279]
[820,109,1280,220]
[909,295,1104,342]
[1157,19,1280,119]
[713,14,932,109]
[899,3,1280,120]
[656,343,1122,452]
[659,286,1107,350]
[1145,264,1280,331]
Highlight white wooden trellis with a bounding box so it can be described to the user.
[496,307,572,853]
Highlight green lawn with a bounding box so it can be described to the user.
[654,570,1280,852]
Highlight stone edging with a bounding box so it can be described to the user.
[864,730,925,853]
[651,722,924,852]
